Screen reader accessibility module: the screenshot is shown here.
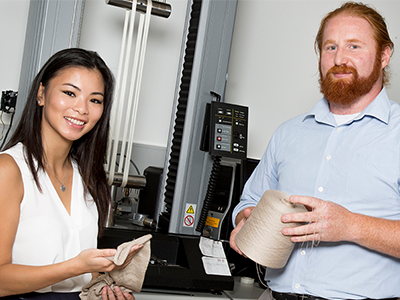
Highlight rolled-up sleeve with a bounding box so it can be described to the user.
[232,132,279,227]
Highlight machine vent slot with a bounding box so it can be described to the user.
[158,0,202,230]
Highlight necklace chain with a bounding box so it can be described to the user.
[45,161,67,192]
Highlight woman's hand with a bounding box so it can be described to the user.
[73,248,117,274]
[78,243,144,274]
[102,286,135,300]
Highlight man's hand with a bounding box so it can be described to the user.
[281,195,354,243]
[229,207,254,255]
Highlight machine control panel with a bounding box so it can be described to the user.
[209,102,248,160]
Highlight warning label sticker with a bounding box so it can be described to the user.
[184,215,194,227]
[183,203,196,228]
[205,216,220,228]
[186,205,195,214]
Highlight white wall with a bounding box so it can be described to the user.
[0,0,29,124]
[225,0,400,159]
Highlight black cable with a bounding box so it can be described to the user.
[196,155,221,233]
[115,153,141,175]
[0,111,15,151]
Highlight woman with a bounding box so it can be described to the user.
[0,48,138,300]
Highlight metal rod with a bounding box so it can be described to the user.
[107,172,147,189]
[106,0,171,18]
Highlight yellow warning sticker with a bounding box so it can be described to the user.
[186,205,195,214]
[205,216,220,228]
[183,204,196,228]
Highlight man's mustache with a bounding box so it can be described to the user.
[326,65,357,77]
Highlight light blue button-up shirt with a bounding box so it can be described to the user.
[233,88,400,299]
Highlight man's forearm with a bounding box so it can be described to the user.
[347,213,400,258]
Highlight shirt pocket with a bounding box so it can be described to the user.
[345,144,399,215]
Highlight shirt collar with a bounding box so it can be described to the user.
[303,87,391,126]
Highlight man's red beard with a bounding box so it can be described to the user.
[319,56,382,106]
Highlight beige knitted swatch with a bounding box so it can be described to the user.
[80,234,152,300]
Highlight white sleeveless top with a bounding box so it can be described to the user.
[3,143,99,293]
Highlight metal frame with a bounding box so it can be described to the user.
[158,0,238,235]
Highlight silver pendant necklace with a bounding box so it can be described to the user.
[45,161,67,192]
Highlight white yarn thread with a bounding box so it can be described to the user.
[235,190,308,269]
[299,204,325,256]
[107,0,137,186]
[106,0,152,187]
[121,0,152,187]
[116,3,139,186]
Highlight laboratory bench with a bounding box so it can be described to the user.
[134,276,265,299]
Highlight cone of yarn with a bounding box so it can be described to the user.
[235,190,307,269]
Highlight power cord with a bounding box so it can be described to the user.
[195,155,221,233]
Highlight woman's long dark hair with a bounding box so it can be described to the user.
[4,48,114,236]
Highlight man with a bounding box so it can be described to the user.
[230,2,399,299]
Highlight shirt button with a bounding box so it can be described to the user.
[318,187,324,192]
[326,155,331,160]
[337,127,342,132]
[295,284,300,289]
[301,250,306,255]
